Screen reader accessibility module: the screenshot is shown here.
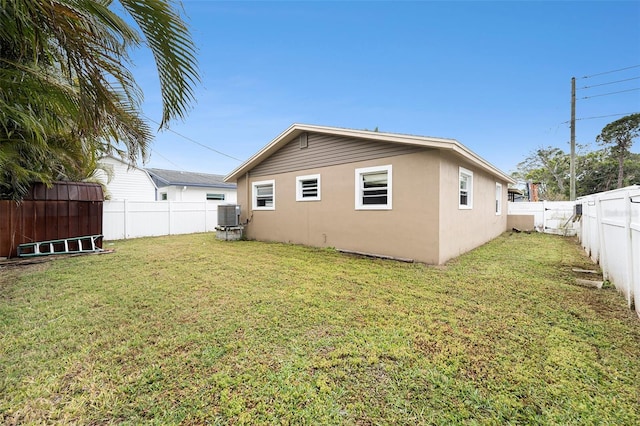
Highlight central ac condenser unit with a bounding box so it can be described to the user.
[218,204,240,227]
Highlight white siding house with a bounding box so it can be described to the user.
[146,168,237,203]
[96,156,157,201]
[97,160,237,241]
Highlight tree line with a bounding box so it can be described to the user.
[513,113,640,200]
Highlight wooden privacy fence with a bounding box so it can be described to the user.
[0,182,103,258]
[103,200,220,240]
[577,185,640,318]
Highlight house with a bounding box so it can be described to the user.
[96,155,157,201]
[146,168,237,203]
[508,187,526,202]
[224,124,515,264]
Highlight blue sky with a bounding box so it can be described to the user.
[132,1,640,178]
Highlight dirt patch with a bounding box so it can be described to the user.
[0,262,50,287]
[0,250,114,286]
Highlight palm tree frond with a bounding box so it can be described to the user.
[120,0,199,128]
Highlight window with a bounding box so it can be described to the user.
[296,174,321,201]
[459,167,473,209]
[355,165,392,210]
[207,193,225,201]
[495,183,502,215]
[252,180,275,210]
[160,193,168,201]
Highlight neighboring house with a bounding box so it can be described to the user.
[225,123,515,264]
[96,155,157,201]
[146,168,237,203]
[508,187,526,202]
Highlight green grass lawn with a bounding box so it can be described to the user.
[1,232,639,425]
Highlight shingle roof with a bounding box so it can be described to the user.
[146,168,237,189]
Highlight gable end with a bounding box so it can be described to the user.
[249,132,426,177]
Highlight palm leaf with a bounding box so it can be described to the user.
[119,0,199,127]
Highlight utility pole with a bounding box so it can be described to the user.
[570,77,576,201]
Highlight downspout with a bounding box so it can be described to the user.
[246,171,250,216]
[243,171,252,226]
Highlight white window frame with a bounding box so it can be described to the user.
[495,182,502,215]
[252,179,275,210]
[355,165,392,210]
[296,174,321,201]
[207,193,225,201]
[459,167,473,209]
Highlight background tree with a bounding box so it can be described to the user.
[574,150,618,195]
[0,0,199,200]
[512,147,570,200]
[596,113,640,189]
[513,147,640,199]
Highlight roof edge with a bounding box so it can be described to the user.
[99,155,158,190]
[155,182,237,189]
[224,123,515,184]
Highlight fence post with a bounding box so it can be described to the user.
[595,196,608,281]
[624,191,634,308]
[168,200,173,235]
[123,199,129,239]
[203,201,208,232]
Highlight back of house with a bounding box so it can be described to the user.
[225,124,513,264]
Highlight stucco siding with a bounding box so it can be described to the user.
[239,151,442,263]
[438,151,509,263]
[250,132,425,177]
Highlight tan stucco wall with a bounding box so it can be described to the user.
[235,149,510,265]
[437,151,509,264]
[507,214,535,231]
[237,151,442,263]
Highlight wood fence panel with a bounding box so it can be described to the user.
[0,182,103,258]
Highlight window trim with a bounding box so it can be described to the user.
[296,174,321,202]
[495,182,502,215]
[459,167,473,210]
[355,165,392,210]
[252,179,275,211]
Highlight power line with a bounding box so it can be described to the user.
[580,87,640,100]
[149,148,188,171]
[570,65,640,200]
[560,112,639,124]
[576,112,640,122]
[578,76,640,90]
[580,64,640,79]
[144,115,243,162]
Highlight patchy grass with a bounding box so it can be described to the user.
[1,232,639,425]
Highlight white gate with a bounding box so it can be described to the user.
[507,201,579,236]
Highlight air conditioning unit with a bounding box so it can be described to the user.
[218,204,240,227]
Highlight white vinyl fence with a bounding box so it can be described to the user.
[103,200,220,241]
[508,201,580,236]
[577,185,640,317]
